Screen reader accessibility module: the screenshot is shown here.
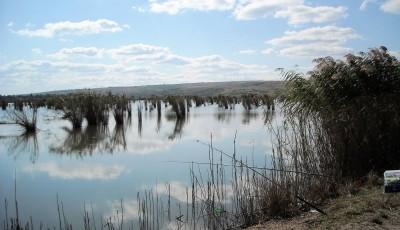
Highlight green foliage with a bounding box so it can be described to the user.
[282,47,400,179]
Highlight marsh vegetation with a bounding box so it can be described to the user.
[0,47,399,229]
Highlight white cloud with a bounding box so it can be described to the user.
[262,48,274,55]
[360,0,376,10]
[267,26,360,46]
[149,0,235,14]
[0,43,278,94]
[233,0,301,20]
[275,5,347,25]
[51,47,104,59]
[31,48,42,55]
[14,19,123,38]
[232,0,347,24]
[0,59,157,94]
[24,162,125,180]
[239,49,256,54]
[267,26,360,57]
[381,0,400,14]
[147,0,347,25]
[7,21,14,27]
[1,60,111,74]
[390,50,400,58]
[279,43,353,57]
[132,6,147,13]
[360,0,400,14]
[182,54,274,81]
[122,24,131,29]
[49,44,190,65]
[109,43,190,64]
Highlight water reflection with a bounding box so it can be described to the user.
[0,103,278,228]
[2,105,268,159]
[166,113,186,140]
[242,111,259,124]
[137,105,143,137]
[156,107,162,132]
[263,109,275,124]
[110,124,127,152]
[0,132,39,163]
[24,162,125,180]
[49,123,128,156]
[215,110,234,123]
[50,126,110,156]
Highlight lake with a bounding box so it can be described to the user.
[0,102,280,229]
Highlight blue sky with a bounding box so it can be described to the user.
[0,0,399,94]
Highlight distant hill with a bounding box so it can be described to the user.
[42,81,284,98]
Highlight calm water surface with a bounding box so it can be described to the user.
[0,102,280,228]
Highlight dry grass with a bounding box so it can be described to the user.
[247,185,400,230]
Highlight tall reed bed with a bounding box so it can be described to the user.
[131,121,334,229]
[281,47,400,179]
[59,93,132,129]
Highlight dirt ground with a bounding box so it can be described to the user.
[247,186,400,230]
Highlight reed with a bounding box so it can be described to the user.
[1,100,7,110]
[112,95,129,126]
[3,126,332,230]
[7,107,37,133]
[83,93,110,126]
[167,96,186,120]
[281,46,400,179]
[156,100,162,132]
[137,103,143,137]
[62,95,85,129]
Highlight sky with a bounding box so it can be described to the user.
[0,0,399,94]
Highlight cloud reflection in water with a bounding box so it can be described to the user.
[23,162,125,180]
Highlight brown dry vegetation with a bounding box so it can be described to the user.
[247,184,400,230]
